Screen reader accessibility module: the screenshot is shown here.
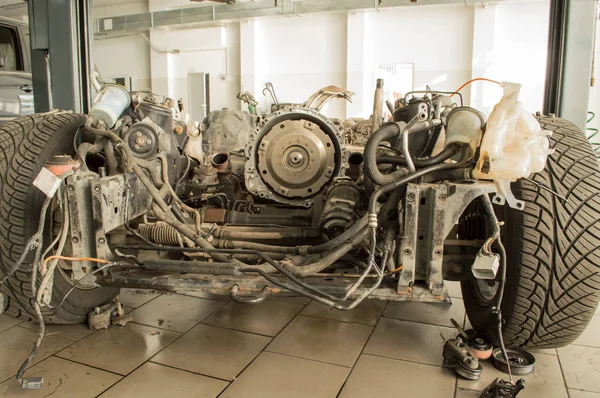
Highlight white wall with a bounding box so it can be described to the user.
[92,2,152,91]
[86,0,554,122]
[252,13,348,119]
[587,17,600,144]
[362,5,475,115]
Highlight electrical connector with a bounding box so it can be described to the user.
[21,377,44,389]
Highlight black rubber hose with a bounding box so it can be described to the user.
[376,144,460,167]
[140,260,241,275]
[363,122,407,186]
[368,146,467,216]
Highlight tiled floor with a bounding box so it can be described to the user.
[0,282,598,397]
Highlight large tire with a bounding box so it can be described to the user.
[0,113,118,324]
[462,115,600,348]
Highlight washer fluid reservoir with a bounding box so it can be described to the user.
[473,82,553,209]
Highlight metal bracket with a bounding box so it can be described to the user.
[398,182,497,295]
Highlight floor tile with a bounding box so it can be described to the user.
[339,354,455,397]
[574,315,600,348]
[56,322,179,375]
[0,314,23,333]
[0,356,120,397]
[176,291,231,303]
[455,388,482,398]
[559,345,600,393]
[266,315,372,367]
[19,321,95,342]
[267,294,311,305]
[99,362,227,398]
[204,300,303,336]
[118,289,161,308]
[152,324,270,381]
[383,298,465,328]
[220,351,349,398]
[0,325,73,382]
[131,294,224,333]
[458,352,566,397]
[570,390,600,398]
[446,281,463,299]
[364,317,455,367]
[300,299,387,327]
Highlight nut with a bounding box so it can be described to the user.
[98,238,106,244]
[403,248,412,256]
[72,237,79,244]
[94,186,101,193]
[407,193,416,201]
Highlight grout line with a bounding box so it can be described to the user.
[296,313,381,327]
[380,314,459,330]
[0,320,103,385]
[334,300,391,398]
[93,299,230,397]
[261,349,353,369]
[215,296,312,398]
[555,347,572,398]
[50,355,126,377]
[147,361,233,382]
[569,342,600,349]
[360,352,452,370]
[127,320,185,334]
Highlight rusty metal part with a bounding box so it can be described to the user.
[87,299,130,330]
[319,182,361,235]
[347,152,364,179]
[45,155,80,176]
[202,206,313,227]
[443,337,483,380]
[492,348,535,376]
[230,284,270,304]
[245,109,348,207]
[211,152,230,171]
[139,222,193,246]
[480,378,525,398]
[212,227,320,240]
[257,119,335,198]
[123,120,160,159]
[372,79,384,132]
[304,85,354,110]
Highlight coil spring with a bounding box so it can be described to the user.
[138,223,184,246]
[587,112,600,158]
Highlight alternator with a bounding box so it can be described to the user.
[245,108,348,207]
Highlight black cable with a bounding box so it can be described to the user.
[376,144,460,168]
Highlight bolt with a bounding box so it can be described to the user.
[452,264,463,274]
[434,249,443,257]
[98,238,106,244]
[135,144,140,149]
[94,186,101,193]
[439,194,447,201]
[407,193,416,201]
[136,131,142,137]
[72,237,79,244]
[68,185,74,192]
[146,139,151,145]
[403,248,412,256]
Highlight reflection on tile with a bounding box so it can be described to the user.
[301,299,387,326]
[559,345,600,393]
[56,323,179,375]
[458,352,566,397]
[267,294,311,305]
[267,316,372,367]
[384,299,465,328]
[569,390,600,398]
[118,289,161,308]
[204,300,303,337]
[0,325,72,382]
[446,281,463,299]
[175,291,231,303]
[455,388,482,398]
[99,362,227,398]
[131,294,224,332]
[0,356,120,397]
[152,324,270,381]
[0,314,23,333]
[339,354,455,397]
[221,352,348,398]
[19,321,94,342]
[364,318,454,367]
[575,315,600,348]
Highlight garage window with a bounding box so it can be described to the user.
[0,25,20,71]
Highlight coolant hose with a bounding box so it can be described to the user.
[368,146,467,220]
[364,122,408,186]
[376,144,461,167]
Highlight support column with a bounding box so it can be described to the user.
[28,0,93,113]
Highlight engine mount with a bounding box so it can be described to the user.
[245,108,348,207]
